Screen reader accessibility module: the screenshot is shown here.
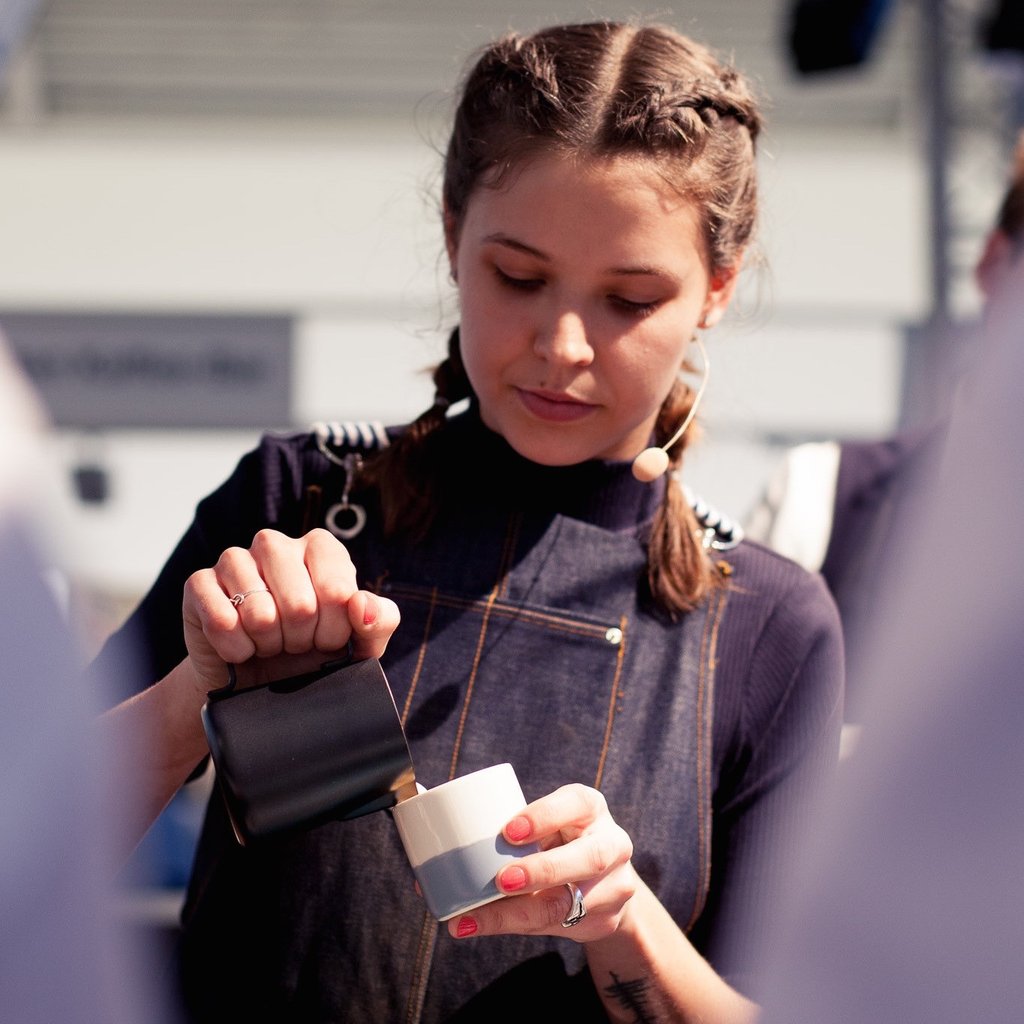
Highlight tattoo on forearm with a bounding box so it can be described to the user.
[604,971,656,1023]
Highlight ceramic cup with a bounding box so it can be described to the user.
[391,762,539,921]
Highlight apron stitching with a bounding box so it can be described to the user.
[686,587,726,930]
[384,587,613,636]
[400,585,438,727]
[406,519,515,1018]
[446,514,519,779]
[403,911,439,1024]
[446,585,499,781]
[594,613,628,790]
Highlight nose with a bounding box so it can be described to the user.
[533,310,594,366]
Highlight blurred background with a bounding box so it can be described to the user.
[2,0,1022,935]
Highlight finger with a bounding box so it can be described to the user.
[345,591,401,662]
[214,542,283,659]
[493,843,576,897]
[505,782,606,847]
[450,863,639,942]
[183,568,258,690]
[301,528,359,653]
[496,825,628,899]
[446,886,576,940]
[246,529,328,655]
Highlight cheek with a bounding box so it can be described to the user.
[456,317,505,401]
[609,337,686,397]
[458,292,528,382]
[459,345,488,397]
[453,280,492,379]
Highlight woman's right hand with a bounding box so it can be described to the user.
[182,527,400,696]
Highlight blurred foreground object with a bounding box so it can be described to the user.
[756,249,1024,1024]
[0,332,176,1022]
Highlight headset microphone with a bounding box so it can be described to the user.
[631,333,710,483]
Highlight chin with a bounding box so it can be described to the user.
[505,432,600,468]
[488,407,621,467]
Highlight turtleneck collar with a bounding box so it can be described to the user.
[440,401,666,533]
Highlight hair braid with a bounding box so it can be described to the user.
[645,374,722,616]
[359,328,471,538]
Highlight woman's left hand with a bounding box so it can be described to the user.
[446,783,635,942]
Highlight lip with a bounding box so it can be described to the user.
[516,387,598,423]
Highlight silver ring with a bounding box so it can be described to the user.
[561,883,587,928]
[230,588,271,607]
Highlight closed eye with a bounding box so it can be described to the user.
[495,267,544,292]
[609,295,661,317]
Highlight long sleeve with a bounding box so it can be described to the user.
[694,551,845,996]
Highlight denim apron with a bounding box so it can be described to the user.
[178,430,725,1023]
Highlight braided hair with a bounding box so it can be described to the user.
[364,20,762,617]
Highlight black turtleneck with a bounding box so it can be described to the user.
[431,401,667,533]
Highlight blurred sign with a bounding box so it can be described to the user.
[0,311,292,429]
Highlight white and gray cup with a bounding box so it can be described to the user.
[392,763,539,921]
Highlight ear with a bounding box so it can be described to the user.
[975,228,1013,302]
[700,258,743,328]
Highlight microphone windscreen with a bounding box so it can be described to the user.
[631,447,670,483]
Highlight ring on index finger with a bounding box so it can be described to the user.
[561,883,587,928]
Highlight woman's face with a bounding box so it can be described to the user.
[447,151,739,466]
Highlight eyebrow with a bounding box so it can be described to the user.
[482,233,547,259]
[481,232,676,279]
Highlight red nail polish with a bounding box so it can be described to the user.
[500,865,527,892]
[362,593,378,626]
[506,816,531,843]
[455,916,477,937]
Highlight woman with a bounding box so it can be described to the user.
[99,20,843,1023]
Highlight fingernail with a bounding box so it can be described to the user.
[455,916,477,938]
[506,816,531,843]
[500,865,527,892]
[362,592,378,626]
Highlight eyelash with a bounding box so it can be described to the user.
[495,268,541,292]
[494,268,661,317]
[610,296,660,317]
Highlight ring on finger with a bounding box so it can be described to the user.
[562,883,587,928]
[230,587,272,607]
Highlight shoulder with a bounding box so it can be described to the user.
[254,419,399,483]
[687,487,744,551]
[259,419,395,461]
[195,419,401,529]
[689,483,841,641]
[715,537,844,689]
[723,536,839,626]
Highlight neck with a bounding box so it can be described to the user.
[442,403,667,531]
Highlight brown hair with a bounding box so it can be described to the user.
[364,20,762,617]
